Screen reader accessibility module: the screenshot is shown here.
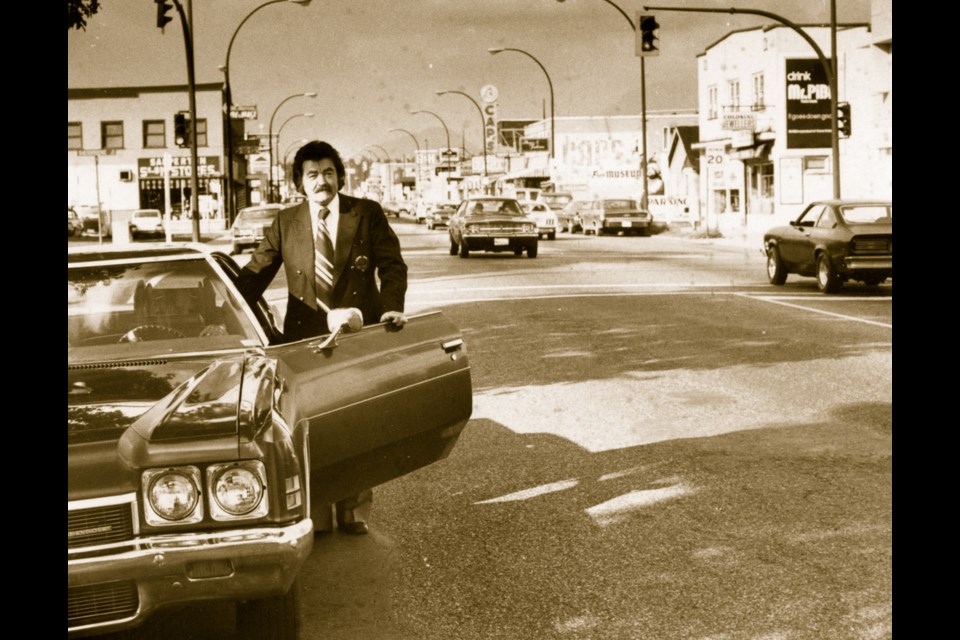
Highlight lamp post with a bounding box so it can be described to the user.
[389,128,421,197]
[275,112,314,201]
[644,2,841,199]
[488,47,555,161]
[367,144,393,200]
[436,90,488,186]
[221,0,312,224]
[410,110,451,157]
[268,92,317,202]
[283,138,308,194]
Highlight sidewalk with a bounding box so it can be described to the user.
[661,219,768,254]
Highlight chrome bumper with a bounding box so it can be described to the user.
[68,518,313,637]
[844,256,892,270]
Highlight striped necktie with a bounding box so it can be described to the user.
[314,207,335,309]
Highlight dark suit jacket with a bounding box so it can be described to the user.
[236,194,408,343]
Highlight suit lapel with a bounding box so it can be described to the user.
[291,203,316,294]
[333,195,359,283]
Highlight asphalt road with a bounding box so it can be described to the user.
[86,217,892,640]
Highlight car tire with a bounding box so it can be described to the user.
[449,238,458,256]
[236,581,300,640]
[427,222,433,230]
[513,247,523,256]
[527,243,538,258]
[458,240,470,258]
[816,253,842,293]
[547,232,556,240]
[766,246,788,285]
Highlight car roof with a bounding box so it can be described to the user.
[240,203,285,211]
[68,243,214,264]
[810,199,892,206]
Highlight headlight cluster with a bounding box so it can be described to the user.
[142,462,269,526]
[522,223,536,233]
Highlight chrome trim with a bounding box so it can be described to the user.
[69,492,138,512]
[442,338,464,353]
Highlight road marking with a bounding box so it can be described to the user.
[474,479,579,504]
[585,483,699,527]
[736,293,893,328]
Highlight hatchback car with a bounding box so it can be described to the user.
[128,208,165,240]
[447,197,539,258]
[426,201,459,230]
[67,243,472,638]
[519,200,558,240]
[579,198,653,236]
[230,203,285,254]
[763,199,892,293]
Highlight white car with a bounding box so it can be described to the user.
[519,200,558,240]
[128,209,165,240]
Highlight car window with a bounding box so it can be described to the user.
[464,200,522,215]
[839,205,892,224]
[238,208,280,222]
[797,205,824,225]
[603,199,636,210]
[137,210,161,218]
[815,207,837,229]
[68,257,262,359]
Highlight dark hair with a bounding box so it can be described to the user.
[292,140,346,192]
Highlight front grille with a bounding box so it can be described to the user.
[474,225,526,234]
[69,497,137,551]
[68,580,139,629]
[852,237,892,254]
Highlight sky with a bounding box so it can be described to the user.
[67,0,872,161]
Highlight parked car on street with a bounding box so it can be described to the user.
[68,207,84,237]
[426,201,459,230]
[578,198,653,236]
[447,197,539,258]
[414,199,433,224]
[382,200,412,218]
[539,191,574,214]
[128,208,165,240]
[67,243,472,638]
[519,200,558,240]
[557,199,587,234]
[78,205,112,238]
[763,199,892,293]
[230,203,285,254]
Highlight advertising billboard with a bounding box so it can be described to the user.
[785,58,831,149]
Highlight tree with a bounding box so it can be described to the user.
[68,0,102,31]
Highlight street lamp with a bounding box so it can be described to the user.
[283,137,308,194]
[555,1,648,207]
[644,3,841,198]
[268,91,317,202]
[436,90,488,186]
[221,0,312,223]
[275,113,314,201]
[389,128,421,197]
[488,47,555,161]
[410,110,451,157]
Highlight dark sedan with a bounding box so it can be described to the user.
[763,199,892,293]
[579,198,653,236]
[447,197,539,258]
[68,244,472,638]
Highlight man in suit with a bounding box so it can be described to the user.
[236,140,408,535]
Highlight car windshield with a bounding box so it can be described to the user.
[68,256,263,362]
[838,204,892,224]
[238,208,280,222]
[435,204,458,213]
[603,199,638,210]
[136,210,161,219]
[465,200,523,215]
[541,194,572,206]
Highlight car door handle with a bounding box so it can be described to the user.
[442,338,463,353]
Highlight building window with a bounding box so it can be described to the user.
[194,118,208,147]
[708,85,718,120]
[728,80,740,110]
[804,156,829,173]
[68,122,83,150]
[143,120,166,148]
[101,121,124,150]
[752,73,765,111]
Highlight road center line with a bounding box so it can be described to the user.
[735,292,892,328]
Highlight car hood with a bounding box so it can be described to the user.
[463,214,532,224]
[68,353,255,501]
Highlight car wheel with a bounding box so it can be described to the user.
[547,232,556,240]
[427,222,433,230]
[766,246,788,285]
[816,253,842,293]
[513,247,523,256]
[236,581,300,640]
[458,240,470,258]
[449,238,458,256]
[527,243,538,258]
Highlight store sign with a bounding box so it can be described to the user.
[484,103,499,154]
[722,113,756,131]
[520,137,548,152]
[138,156,221,179]
[230,105,258,119]
[785,58,831,149]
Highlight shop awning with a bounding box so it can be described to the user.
[497,167,551,182]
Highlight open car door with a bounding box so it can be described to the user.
[265,311,472,506]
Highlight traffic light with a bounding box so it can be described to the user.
[155,0,174,31]
[837,101,851,138]
[174,112,188,148]
[638,15,660,56]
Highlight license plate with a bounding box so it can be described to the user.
[621,221,632,227]
[494,238,509,246]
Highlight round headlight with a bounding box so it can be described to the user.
[214,467,264,516]
[148,471,199,521]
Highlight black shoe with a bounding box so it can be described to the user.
[340,521,369,535]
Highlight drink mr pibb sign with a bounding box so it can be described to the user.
[785,58,831,149]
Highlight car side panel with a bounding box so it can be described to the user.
[268,311,472,504]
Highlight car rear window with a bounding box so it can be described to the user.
[238,208,280,222]
[839,205,892,224]
[137,210,161,218]
[603,199,637,210]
